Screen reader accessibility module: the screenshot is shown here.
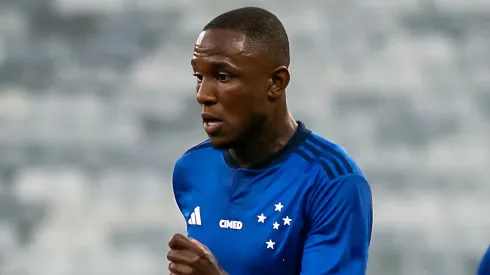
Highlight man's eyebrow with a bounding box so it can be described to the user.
[191,59,235,71]
[209,61,233,71]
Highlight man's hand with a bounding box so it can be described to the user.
[167,233,227,275]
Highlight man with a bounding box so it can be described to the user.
[168,6,373,275]
[478,245,490,275]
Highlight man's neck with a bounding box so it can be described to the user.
[229,115,297,168]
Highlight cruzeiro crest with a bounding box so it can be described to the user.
[256,202,292,249]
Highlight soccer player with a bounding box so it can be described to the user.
[478,245,490,275]
[168,7,373,275]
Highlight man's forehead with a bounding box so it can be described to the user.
[195,31,206,45]
[194,30,248,54]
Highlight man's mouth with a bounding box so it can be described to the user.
[201,113,224,134]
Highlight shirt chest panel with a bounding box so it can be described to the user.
[186,170,311,274]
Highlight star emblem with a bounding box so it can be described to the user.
[274,202,284,212]
[283,216,292,225]
[272,222,280,230]
[266,239,275,249]
[257,213,267,223]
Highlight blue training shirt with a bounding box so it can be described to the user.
[478,245,490,275]
[172,122,373,275]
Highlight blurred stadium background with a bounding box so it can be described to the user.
[0,0,489,274]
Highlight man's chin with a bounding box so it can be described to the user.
[208,136,233,150]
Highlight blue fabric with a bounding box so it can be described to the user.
[173,122,372,274]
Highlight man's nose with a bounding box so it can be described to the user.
[196,78,217,106]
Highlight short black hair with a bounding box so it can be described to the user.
[203,7,290,67]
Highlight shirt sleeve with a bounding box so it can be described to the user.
[478,245,490,275]
[300,174,373,275]
[172,156,190,217]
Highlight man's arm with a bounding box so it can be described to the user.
[172,156,193,232]
[301,174,373,275]
[172,158,186,214]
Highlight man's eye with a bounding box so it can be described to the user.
[193,74,203,82]
[216,73,230,82]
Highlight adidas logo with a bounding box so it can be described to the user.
[188,206,202,225]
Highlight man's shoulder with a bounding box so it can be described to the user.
[299,132,372,225]
[182,139,214,156]
[298,132,364,183]
[174,139,219,170]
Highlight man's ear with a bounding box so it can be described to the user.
[268,66,290,100]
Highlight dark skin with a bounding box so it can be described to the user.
[191,28,297,167]
[167,234,226,275]
[167,29,297,275]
